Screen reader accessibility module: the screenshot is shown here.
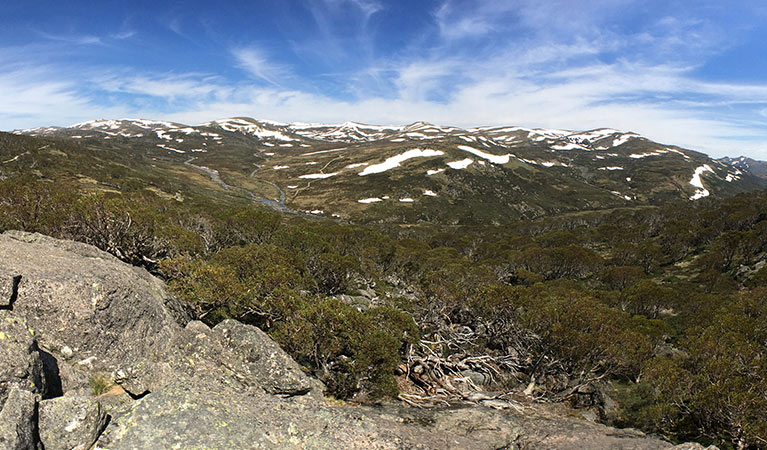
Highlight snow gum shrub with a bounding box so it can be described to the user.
[208,206,282,248]
[272,298,416,399]
[640,289,767,449]
[68,192,203,267]
[272,225,361,296]
[160,243,309,326]
[508,245,604,280]
[0,176,77,234]
[515,283,667,380]
[599,266,646,291]
[0,178,201,267]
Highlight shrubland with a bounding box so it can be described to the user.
[1,174,766,449]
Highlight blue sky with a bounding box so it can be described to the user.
[2,0,767,158]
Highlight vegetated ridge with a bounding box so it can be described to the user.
[13,117,765,224]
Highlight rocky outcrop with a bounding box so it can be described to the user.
[0,231,715,449]
[0,231,190,397]
[95,381,486,449]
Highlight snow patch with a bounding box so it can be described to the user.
[551,142,587,151]
[612,134,638,147]
[456,145,512,164]
[156,130,173,140]
[358,197,383,204]
[156,144,185,154]
[689,165,715,200]
[359,148,444,176]
[213,118,296,141]
[447,158,473,169]
[299,172,339,179]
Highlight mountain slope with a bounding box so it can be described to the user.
[11,118,764,224]
[719,155,767,179]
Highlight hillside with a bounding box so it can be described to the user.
[3,119,767,448]
[12,118,764,224]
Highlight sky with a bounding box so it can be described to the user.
[2,0,767,158]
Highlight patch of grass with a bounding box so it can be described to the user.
[89,373,112,396]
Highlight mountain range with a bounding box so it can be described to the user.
[9,117,765,224]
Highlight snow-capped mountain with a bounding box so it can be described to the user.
[719,156,767,180]
[10,117,763,224]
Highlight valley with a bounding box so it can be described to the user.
[14,117,763,225]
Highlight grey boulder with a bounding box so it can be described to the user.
[0,311,44,406]
[0,388,40,450]
[39,396,108,450]
[212,319,322,397]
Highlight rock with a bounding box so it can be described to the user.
[44,354,90,397]
[0,311,45,406]
[510,405,671,450]
[0,274,20,309]
[654,343,688,359]
[39,396,108,450]
[358,287,376,300]
[0,231,191,396]
[0,388,41,450]
[460,369,487,387]
[671,444,720,450]
[433,407,521,449]
[598,389,619,426]
[95,380,485,450]
[212,319,322,397]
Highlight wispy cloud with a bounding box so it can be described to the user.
[111,30,136,40]
[94,72,231,100]
[36,31,103,46]
[318,0,383,22]
[231,48,291,86]
[434,1,495,40]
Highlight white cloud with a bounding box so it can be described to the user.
[0,66,127,129]
[95,73,231,100]
[231,48,290,86]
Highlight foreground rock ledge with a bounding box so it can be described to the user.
[0,231,714,449]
